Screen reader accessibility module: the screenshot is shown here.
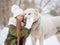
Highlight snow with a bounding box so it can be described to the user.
[26,36,60,45]
[0,27,60,45]
[0,27,9,45]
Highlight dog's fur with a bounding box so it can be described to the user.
[24,8,60,45]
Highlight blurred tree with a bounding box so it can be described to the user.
[0,0,21,29]
[20,0,35,10]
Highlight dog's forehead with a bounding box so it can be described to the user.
[24,8,35,13]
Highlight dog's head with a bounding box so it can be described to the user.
[24,8,40,24]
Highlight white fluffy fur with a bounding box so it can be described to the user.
[24,8,60,45]
[51,16,60,27]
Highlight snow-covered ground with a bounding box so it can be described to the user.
[0,27,9,45]
[0,27,60,45]
[26,36,60,45]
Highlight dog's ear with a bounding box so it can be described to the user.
[35,8,39,16]
[34,8,39,13]
[34,8,40,16]
[33,8,40,22]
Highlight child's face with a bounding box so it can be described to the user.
[16,15,24,22]
[16,15,26,27]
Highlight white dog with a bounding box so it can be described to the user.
[24,8,60,45]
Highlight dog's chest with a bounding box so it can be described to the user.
[31,29,41,38]
[31,21,41,38]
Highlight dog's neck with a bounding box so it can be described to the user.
[33,19,39,25]
[31,18,40,31]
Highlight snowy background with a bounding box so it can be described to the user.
[0,27,60,45]
[0,0,60,45]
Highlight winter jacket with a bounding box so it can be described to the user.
[5,17,31,45]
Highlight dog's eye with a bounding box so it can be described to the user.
[28,13,31,15]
